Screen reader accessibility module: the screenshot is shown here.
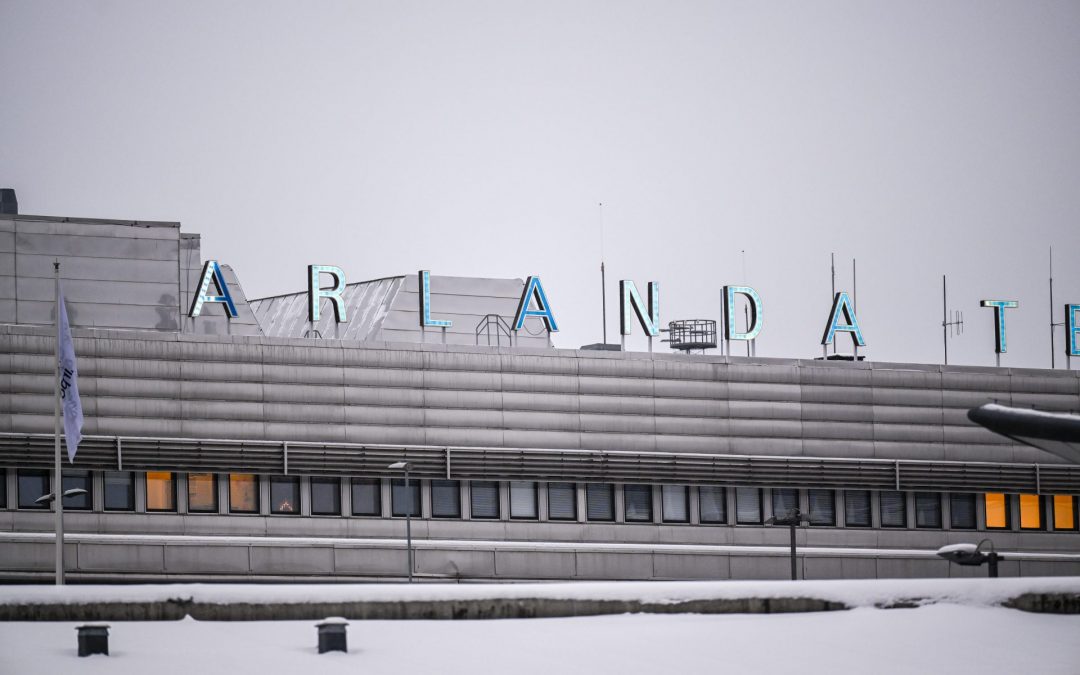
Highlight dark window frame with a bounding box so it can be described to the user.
[431,479,462,519]
[985,493,1012,530]
[661,485,689,523]
[186,472,219,514]
[470,481,500,519]
[103,471,136,512]
[509,481,539,520]
[807,489,835,527]
[310,477,342,516]
[145,471,178,513]
[17,469,50,510]
[735,487,763,525]
[390,478,421,518]
[914,492,942,529]
[623,484,653,522]
[949,493,977,530]
[230,473,263,514]
[698,485,727,524]
[350,477,382,517]
[879,490,907,528]
[585,483,615,522]
[844,490,872,528]
[546,482,577,521]
[61,470,92,511]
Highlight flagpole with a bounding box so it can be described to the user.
[53,260,64,586]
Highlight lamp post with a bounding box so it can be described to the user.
[35,487,88,586]
[766,507,809,580]
[388,461,413,583]
[936,539,1000,577]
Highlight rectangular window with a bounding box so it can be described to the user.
[1019,493,1043,530]
[985,493,1010,529]
[311,477,341,516]
[231,474,261,513]
[187,473,218,513]
[699,486,727,524]
[914,492,942,529]
[390,478,420,517]
[431,480,461,518]
[735,487,762,524]
[470,481,500,519]
[547,482,577,520]
[510,481,538,519]
[949,493,977,529]
[844,490,872,527]
[1053,495,1077,530]
[103,471,135,511]
[62,470,91,510]
[880,491,906,528]
[18,470,50,509]
[807,489,835,526]
[146,471,177,512]
[351,478,381,516]
[586,483,615,521]
[662,485,689,523]
[623,484,653,522]
[0,468,5,508]
[772,488,798,520]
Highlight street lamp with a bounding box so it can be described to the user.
[765,507,809,580]
[388,461,413,583]
[35,488,88,505]
[936,539,1000,577]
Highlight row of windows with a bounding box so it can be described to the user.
[3,469,1077,531]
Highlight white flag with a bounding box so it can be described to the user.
[57,286,83,463]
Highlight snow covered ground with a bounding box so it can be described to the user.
[1,604,1079,674]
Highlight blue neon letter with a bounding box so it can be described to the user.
[619,280,660,337]
[308,265,348,323]
[1066,304,1080,357]
[418,270,452,328]
[188,260,237,318]
[979,299,1018,353]
[723,285,763,341]
[513,275,558,332]
[820,292,865,347]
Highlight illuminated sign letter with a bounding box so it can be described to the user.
[619,280,660,337]
[418,270,452,328]
[723,285,763,341]
[308,265,348,323]
[979,300,1018,353]
[820,292,865,347]
[188,260,237,318]
[513,275,558,332]
[1066,304,1080,357]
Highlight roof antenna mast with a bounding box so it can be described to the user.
[599,202,607,346]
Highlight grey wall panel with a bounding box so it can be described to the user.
[261,364,339,386]
[250,546,334,574]
[653,416,729,437]
[1011,373,1079,395]
[653,378,726,399]
[578,375,654,397]
[426,426,507,447]
[344,405,425,427]
[871,368,942,390]
[728,437,803,456]
[800,366,873,387]
[942,371,1012,392]
[872,423,944,444]
[729,419,803,438]
[653,435,730,454]
[423,389,503,411]
[502,410,577,433]
[941,389,1005,408]
[423,370,500,392]
[727,382,801,402]
[500,373,578,394]
[261,383,344,405]
[578,356,654,379]
[344,387,424,408]
[1010,392,1080,411]
[801,421,874,441]
[873,405,943,426]
[494,551,577,578]
[15,231,179,261]
[579,431,658,452]
[579,413,655,435]
[341,347,424,370]
[165,545,251,574]
[499,354,578,376]
[502,391,580,413]
[800,403,873,423]
[262,422,345,443]
[579,395,654,416]
[574,552,653,579]
[425,408,504,429]
[265,402,341,425]
[344,424,427,445]
[652,359,722,382]
[417,549,496,578]
[728,400,801,420]
[801,385,872,405]
[78,544,165,573]
[653,397,727,418]
[343,366,424,388]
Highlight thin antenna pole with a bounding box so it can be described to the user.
[830,253,836,354]
[599,202,607,345]
[742,250,750,356]
[852,258,857,313]
[942,274,948,366]
[1050,246,1055,369]
[53,260,64,585]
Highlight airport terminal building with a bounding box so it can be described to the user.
[1,208,1079,582]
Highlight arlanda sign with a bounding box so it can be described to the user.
[188,261,1080,358]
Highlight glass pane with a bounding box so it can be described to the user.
[311,477,341,515]
[230,474,260,513]
[103,471,135,511]
[431,480,461,518]
[880,491,906,528]
[1019,494,1042,530]
[471,481,499,519]
[391,478,420,517]
[0,469,5,508]
[510,481,538,519]
[772,488,798,520]
[547,482,577,520]
[844,490,871,527]
[1054,495,1076,530]
[18,470,50,509]
[62,471,91,510]
[187,473,218,513]
[146,472,176,512]
[351,478,381,516]
[662,485,688,523]
[624,484,652,522]
[914,492,941,528]
[585,483,614,521]
[985,493,1009,529]
[269,476,298,514]
[735,488,761,524]
[699,486,726,523]
[807,490,834,526]
[949,493,976,529]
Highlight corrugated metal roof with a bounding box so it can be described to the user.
[250,276,404,340]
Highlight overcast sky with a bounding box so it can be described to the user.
[2,1,1079,369]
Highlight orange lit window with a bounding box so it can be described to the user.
[1054,496,1076,530]
[229,474,259,513]
[146,472,176,512]
[984,493,1008,529]
[1019,494,1042,530]
[188,473,217,513]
